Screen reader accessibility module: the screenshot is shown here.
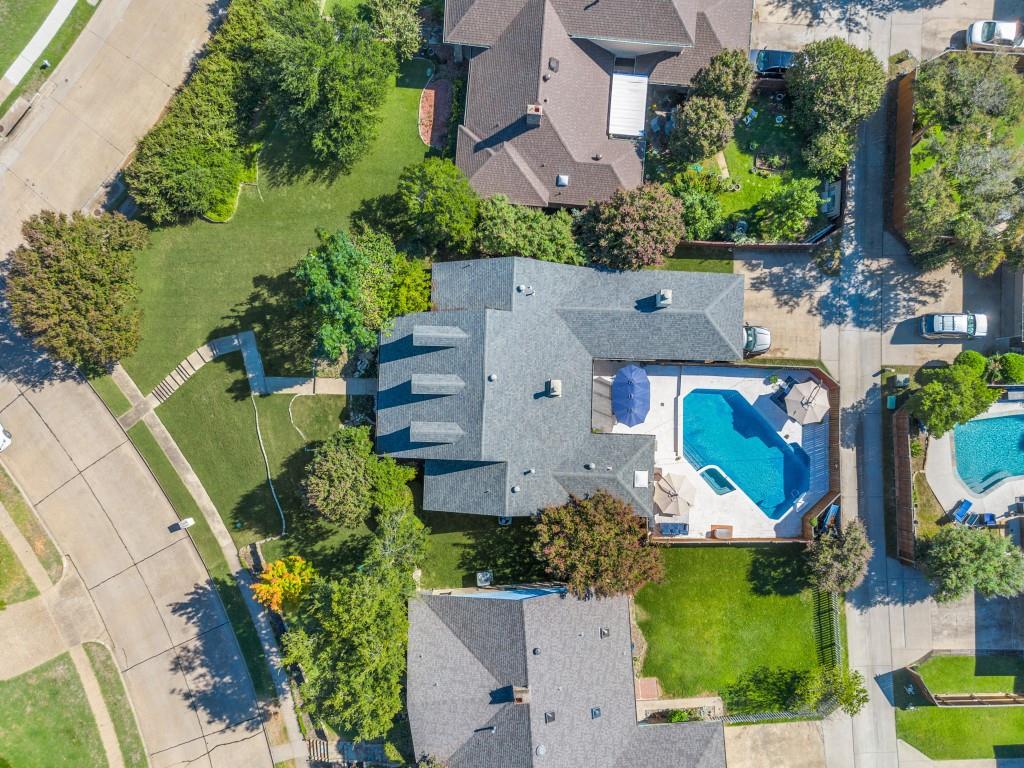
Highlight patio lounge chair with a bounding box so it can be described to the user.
[817,503,840,534]
[978,513,998,527]
[951,500,974,525]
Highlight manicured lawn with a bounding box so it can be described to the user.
[916,654,1024,695]
[0,653,105,767]
[89,373,132,417]
[895,668,1024,759]
[0,532,37,605]
[0,0,58,73]
[123,59,431,394]
[82,642,147,768]
[0,465,61,583]
[0,0,100,117]
[635,545,819,699]
[127,419,274,698]
[658,243,734,273]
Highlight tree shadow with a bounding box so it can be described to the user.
[746,543,810,596]
[0,279,83,388]
[758,0,945,33]
[722,665,810,714]
[431,515,545,588]
[257,127,349,189]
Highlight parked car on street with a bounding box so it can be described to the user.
[749,48,795,77]
[966,19,1024,51]
[743,325,772,355]
[919,313,988,340]
[0,424,12,452]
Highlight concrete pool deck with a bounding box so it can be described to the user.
[599,364,830,539]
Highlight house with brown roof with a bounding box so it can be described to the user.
[444,0,754,207]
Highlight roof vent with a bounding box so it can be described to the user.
[544,711,556,724]
[536,745,547,756]
[556,174,569,187]
[584,462,595,470]
[516,284,536,295]
[488,373,498,382]
[591,707,602,719]
[548,57,559,72]
[513,686,530,704]
[525,468,536,475]
[546,379,562,397]
[511,485,521,493]
[526,103,543,126]
[656,288,673,308]
[600,627,610,639]
[542,72,551,82]
[593,153,602,161]
[533,647,541,655]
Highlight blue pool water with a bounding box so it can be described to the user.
[953,415,1024,493]
[683,388,810,519]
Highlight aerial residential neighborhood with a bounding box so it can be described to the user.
[1,0,1024,767]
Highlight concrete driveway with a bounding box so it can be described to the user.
[726,721,827,768]
[0,334,271,768]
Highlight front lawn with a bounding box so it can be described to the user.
[0,532,37,606]
[0,465,61,583]
[635,545,820,700]
[123,59,431,394]
[916,654,1024,695]
[0,0,57,73]
[82,642,147,768]
[0,653,105,767]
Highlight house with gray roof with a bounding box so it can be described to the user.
[445,0,754,206]
[407,588,726,767]
[376,257,745,518]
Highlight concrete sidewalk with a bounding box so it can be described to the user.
[1,0,78,93]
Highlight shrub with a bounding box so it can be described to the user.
[669,96,734,164]
[576,184,685,269]
[666,170,727,240]
[365,0,422,62]
[802,129,853,180]
[723,666,808,713]
[908,364,1000,436]
[691,49,754,117]
[395,158,479,255]
[999,352,1024,384]
[252,555,318,614]
[533,490,664,598]
[806,519,872,593]
[667,709,691,723]
[920,525,1024,603]
[6,211,147,373]
[909,440,924,458]
[798,666,870,716]
[954,349,988,377]
[476,195,584,263]
[756,177,822,242]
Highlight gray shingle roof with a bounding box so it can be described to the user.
[446,0,753,205]
[407,591,727,768]
[377,258,744,518]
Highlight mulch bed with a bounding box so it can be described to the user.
[419,78,452,149]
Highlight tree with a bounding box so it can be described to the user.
[908,363,1001,436]
[365,0,422,62]
[799,666,870,716]
[252,555,318,614]
[954,349,988,378]
[691,49,754,117]
[533,491,664,598]
[920,525,1024,603]
[6,211,147,373]
[476,195,584,263]
[669,96,734,164]
[802,129,854,180]
[915,52,1024,129]
[666,170,727,240]
[576,184,685,269]
[999,353,1024,384]
[295,228,426,359]
[806,519,872,593]
[365,505,426,579]
[756,178,822,242]
[785,38,885,137]
[395,158,479,255]
[259,5,396,167]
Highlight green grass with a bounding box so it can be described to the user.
[916,654,1024,695]
[657,243,734,273]
[0,531,37,605]
[123,59,431,393]
[0,0,58,73]
[82,642,147,768]
[635,546,819,699]
[0,465,61,583]
[895,668,1024,759]
[126,419,274,699]
[88,373,132,417]
[0,0,99,118]
[0,653,105,767]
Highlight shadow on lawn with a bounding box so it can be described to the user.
[722,665,810,713]
[444,517,544,588]
[746,544,810,596]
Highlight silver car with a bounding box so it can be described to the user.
[919,313,988,340]
[966,19,1024,51]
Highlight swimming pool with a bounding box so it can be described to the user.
[953,414,1024,493]
[683,388,810,519]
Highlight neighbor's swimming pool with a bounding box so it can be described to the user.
[683,388,810,519]
[953,414,1024,493]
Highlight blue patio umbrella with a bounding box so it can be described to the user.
[611,365,651,427]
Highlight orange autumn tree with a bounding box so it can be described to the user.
[252,555,318,614]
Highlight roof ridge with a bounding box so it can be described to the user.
[701,278,745,359]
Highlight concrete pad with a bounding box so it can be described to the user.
[42,570,105,647]
[124,649,203,754]
[148,738,212,768]
[0,378,22,412]
[137,538,226,645]
[35,476,132,588]
[92,567,171,669]
[83,441,184,560]
[21,377,126,470]
[0,396,77,503]
[101,0,212,87]
[725,721,826,768]
[175,623,259,735]
[0,596,64,680]
[206,721,274,768]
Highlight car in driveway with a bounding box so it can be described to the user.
[749,48,795,77]
[744,325,772,356]
[0,424,11,452]
[919,312,988,340]
[966,19,1024,51]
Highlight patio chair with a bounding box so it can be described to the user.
[951,500,974,525]
[742,108,758,126]
[978,513,998,527]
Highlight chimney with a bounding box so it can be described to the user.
[513,686,530,704]
[526,103,543,126]
[656,288,673,308]
[546,379,562,397]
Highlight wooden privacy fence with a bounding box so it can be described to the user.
[907,650,1024,707]
[890,70,916,237]
[892,407,915,564]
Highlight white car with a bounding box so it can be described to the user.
[967,20,1024,51]
[919,313,988,340]
[0,424,11,452]
[743,325,771,356]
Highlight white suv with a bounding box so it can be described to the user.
[919,313,988,340]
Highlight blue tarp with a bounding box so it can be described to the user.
[611,364,650,427]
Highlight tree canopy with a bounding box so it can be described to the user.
[920,525,1024,603]
[6,211,147,373]
[691,49,754,117]
[806,519,872,593]
[365,0,422,62]
[576,184,685,269]
[252,555,318,614]
[908,361,1001,436]
[915,53,1024,130]
[669,96,734,165]
[756,178,822,242]
[533,491,664,598]
[395,158,479,255]
[666,170,727,241]
[476,195,584,263]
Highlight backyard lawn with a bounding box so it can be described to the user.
[123,59,432,394]
[0,653,106,767]
[916,654,1024,695]
[635,545,820,700]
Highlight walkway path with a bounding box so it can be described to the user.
[1,0,81,100]
[69,644,126,768]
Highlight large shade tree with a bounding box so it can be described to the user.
[533,491,664,598]
[669,96,734,164]
[691,49,754,117]
[6,211,147,373]
[806,519,872,593]
[920,525,1024,603]
[395,158,479,256]
[576,184,685,269]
